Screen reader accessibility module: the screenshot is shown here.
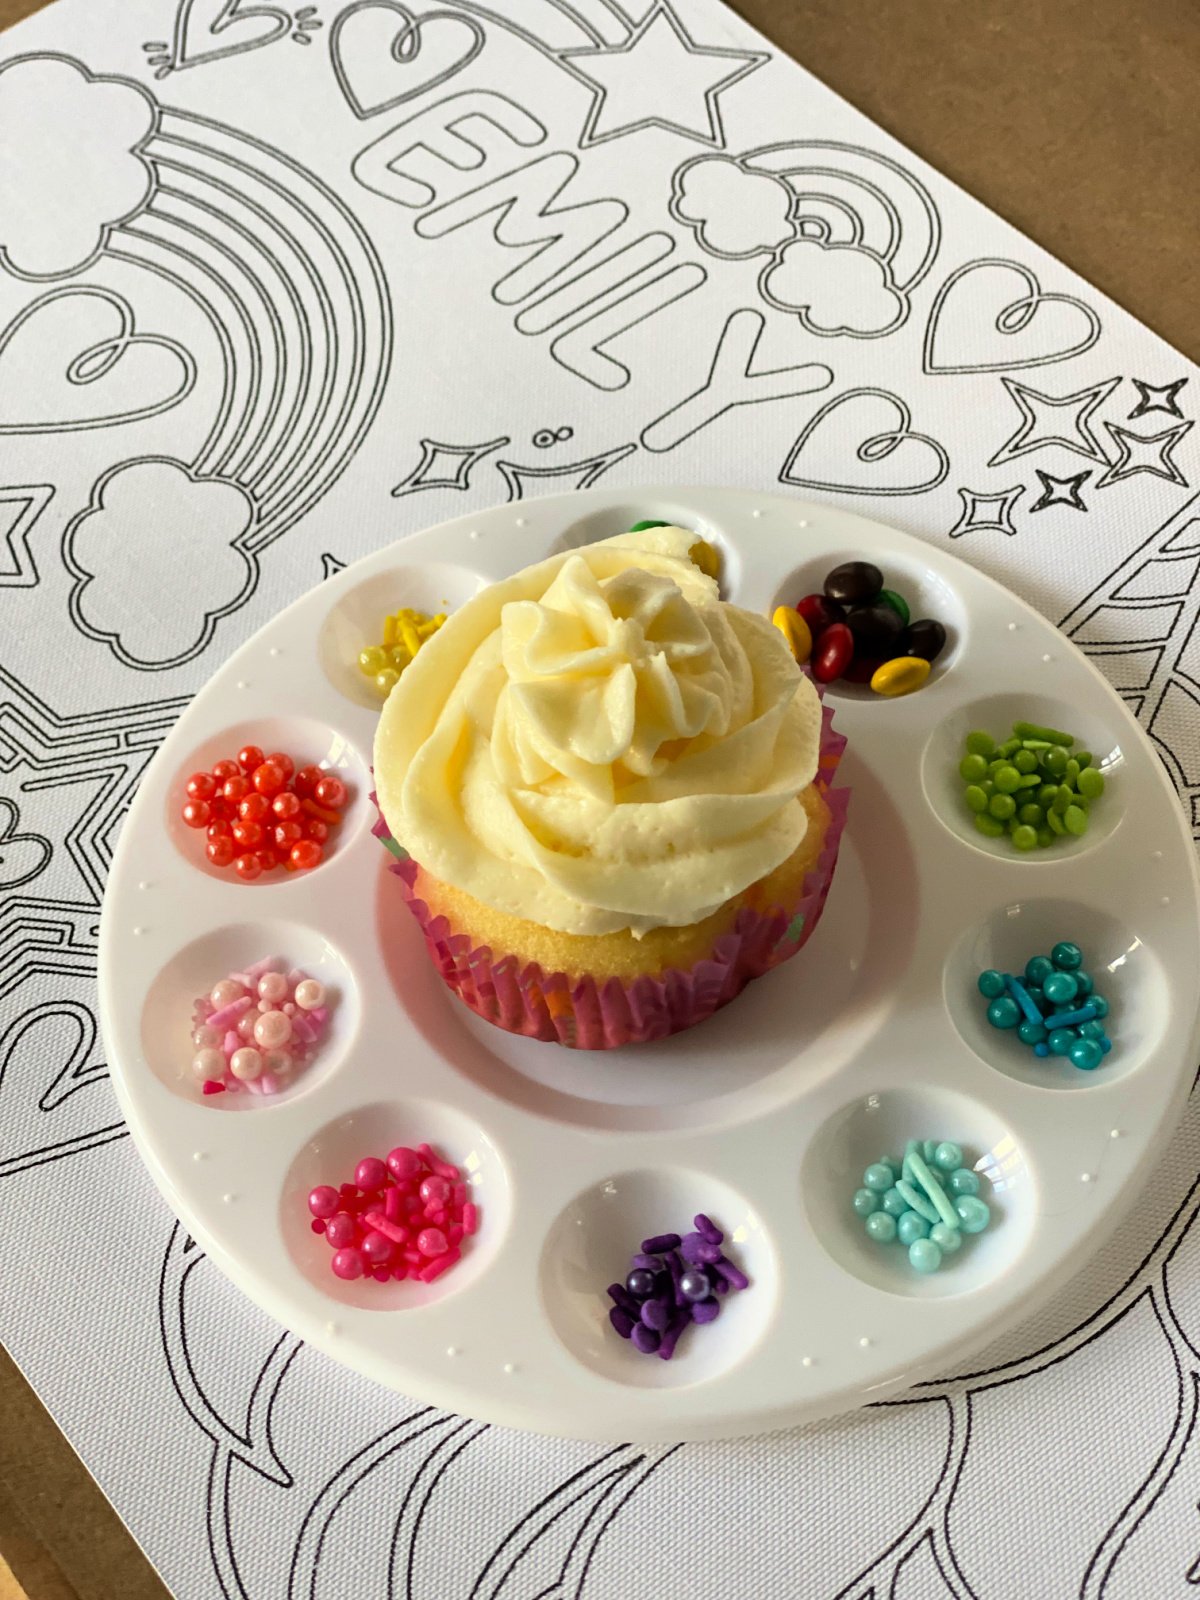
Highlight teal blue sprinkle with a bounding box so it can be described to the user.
[897,1211,930,1245]
[896,1178,939,1225]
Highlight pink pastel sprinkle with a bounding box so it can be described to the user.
[462,1203,478,1236]
[308,1006,329,1027]
[229,971,252,987]
[208,994,254,1031]
[283,1002,296,1015]
[259,1073,278,1096]
[222,1030,240,1057]
[418,1248,460,1283]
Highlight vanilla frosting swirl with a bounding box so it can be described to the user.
[374,528,822,936]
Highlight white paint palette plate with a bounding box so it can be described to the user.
[99,486,1200,1442]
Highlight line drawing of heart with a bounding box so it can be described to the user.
[173,0,293,69]
[0,999,124,1181]
[0,286,197,436]
[779,387,950,497]
[924,258,1102,375]
[0,796,52,889]
[330,0,485,120]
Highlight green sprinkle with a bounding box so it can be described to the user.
[980,780,996,799]
[1018,803,1043,825]
[1012,824,1038,851]
[1013,749,1038,773]
[999,738,1022,758]
[1014,720,1075,746]
[964,785,989,813]
[1047,808,1066,835]
[965,731,996,756]
[1051,785,1073,815]
[988,793,1016,820]
[974,812,1005,838]
[1037,783,1059,808]
[1064,805,1089,836]
[1065,758,1080,784]
[1017,772,1042,788]
[1036,826,1055,848]
[1021,738,1052,750]
[959,753,989,782]
[1075,750,1093,768]
[630,519,669,531]
[1044,746,1069,776]
[879,588,910,625]
[1078,766,1104,799]
[994,765,1021,793]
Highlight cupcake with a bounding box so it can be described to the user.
[373,527,848,1048]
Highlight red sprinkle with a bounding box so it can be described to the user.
[202,1080,226,1095]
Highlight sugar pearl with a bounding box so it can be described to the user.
[191,1048,226,1081]
[258,971,289,1004]
[253,1010,293,1049]
[417,1227,448,1258]
[294,979,325,1010]
[230,1046,263,1081]
[237,1012,259,1041]
[210,978,246,1008]
[192,1025,220,1049]
[261,1048,293,1076]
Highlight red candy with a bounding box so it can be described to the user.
[307,1144,475,1287]
[179,746,349,879]
[813,622,854,684]
[796,593,845,638]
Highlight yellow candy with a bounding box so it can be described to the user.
[870,655,931,697]
[399,619,421,657]
[389,644,411,669]
[689,539,721,581]
[382,615,397,648]
[365,607,447,693]
[374,667,400,697]
[358,644,388,678]
[771,604,813,664]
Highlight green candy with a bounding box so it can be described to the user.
[1051,785,1073,815]
[1037,783,1059,808]
[964,785,989,813]
[879,588,910,625]
[1013,720,1075,746]
[1013,749,1039,773]
[629,519,669,531]
[1036,826,1055,848]
[1075,750,1093,768]
[1017,772,1042,788]
[999,738,1022,758]
[1018,803,1043,825]
[1064,805,1089,836]
[1044,746,1069,776]
[993,765,1021,794]
[1047,808,1066,835]
[1065,758,1080,784]
[1078,767,1104,799]
[959,753,989,782]
[988,793,1016,820]
[965,730,996,756]
[1012,824,1038,851]
[974,812,1005,838]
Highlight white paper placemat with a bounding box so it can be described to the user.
[1,1,1198,1593]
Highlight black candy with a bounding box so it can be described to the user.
[845,601,905,654]
[824,561,883,606]
[903,618,947,662]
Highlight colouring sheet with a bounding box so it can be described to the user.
[2,0,1200,1594]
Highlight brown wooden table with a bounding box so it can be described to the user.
[0,0,1196,1595]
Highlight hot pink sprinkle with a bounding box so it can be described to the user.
[418,1248,460,1283]
[311,1219,326,1234]
[202,1080,225,1095]
[462,1203,478,1235]
[452,1183,467,1208]
[448,1224,463,1246]
[207,994,254,1031]
[384,1188,403,1223]
[363,1210,408,1245]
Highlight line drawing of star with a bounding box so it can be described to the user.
[0,484,54,588]
[1129,378,1188,420]
[390,436,510,497]
[987,375,1119,468]
[562,1,767,149]
[1030,469,1091,513]
[949,484,1024,538]
[1096,421,1194,490]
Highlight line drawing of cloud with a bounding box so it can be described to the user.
[0,53,158,280]
[670,154,796,259]
[760,237,905,337]
[63,458,258,670]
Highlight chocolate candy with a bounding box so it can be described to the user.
[813,622,854,683]
[796,593,844,635]
[902,618,947,663]
[845,601,905,654]
[824,560,883,606]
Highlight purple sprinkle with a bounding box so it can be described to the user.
[658,1311,690,1361]
[640,1298,670,1332]
[631,1323,661,1355]
[692,1297,721,1324]
[713,1258,749,1291]
[608,1306,634,1339]
[694,1214,723,1245]
[711,1275,729,1295]
[631,1253,663,1272]
[681,1233,721,1265]
[607,1283,638,1315]
[641,1233,681,1254]
[662,1249,686,1305]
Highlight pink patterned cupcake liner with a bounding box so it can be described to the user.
[373,702,849,1050]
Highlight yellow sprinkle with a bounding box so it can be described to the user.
[689,539,721,581]
[382,615,397,648]
[399,619,420,656]
[771,605,813,664]
[870,655,931,697]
